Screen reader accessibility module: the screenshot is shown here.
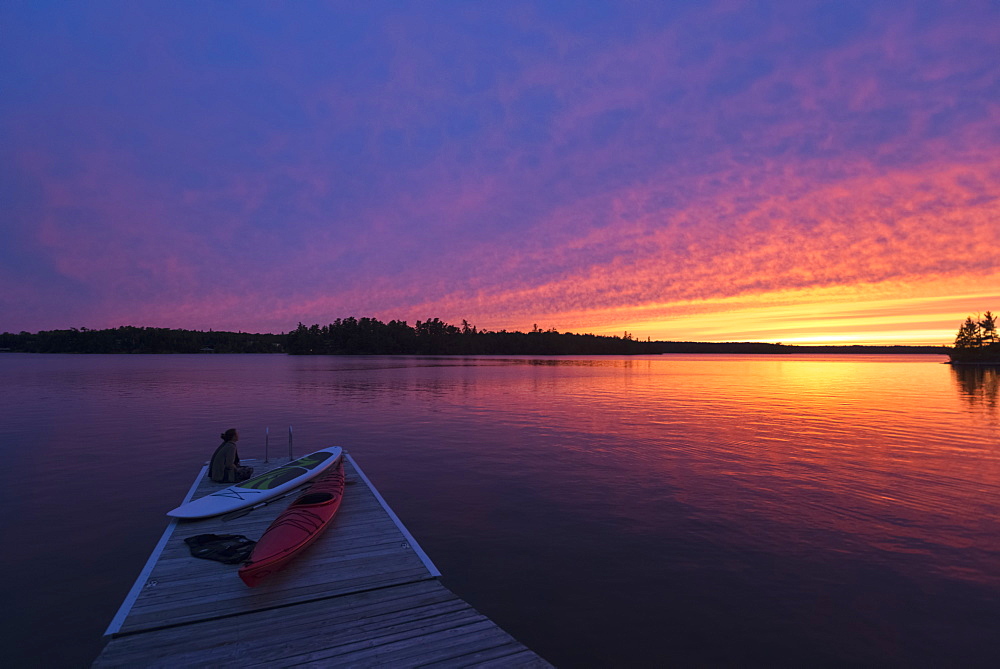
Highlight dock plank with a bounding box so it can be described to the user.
[112,456,433,634]
[94,452,550,667]
[97,580,540,668]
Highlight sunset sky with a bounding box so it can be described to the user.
[2,1,997,345]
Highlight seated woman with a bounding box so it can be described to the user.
[209,428,254,483]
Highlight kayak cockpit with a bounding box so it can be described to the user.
[293,492,337,506]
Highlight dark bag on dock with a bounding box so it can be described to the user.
[184,533,256,564]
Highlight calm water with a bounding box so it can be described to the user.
[1,353,998,667]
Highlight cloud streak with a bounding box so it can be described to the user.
[1,1,997,343]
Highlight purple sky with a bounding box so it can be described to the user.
[2,1,998,343]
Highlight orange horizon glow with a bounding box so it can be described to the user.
[468,282,1000,347]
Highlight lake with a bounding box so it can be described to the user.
[1,353,998,667]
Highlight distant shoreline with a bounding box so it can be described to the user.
[0,324,949,357]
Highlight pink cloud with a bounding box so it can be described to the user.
[3,1,998,341]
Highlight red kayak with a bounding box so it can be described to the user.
[239,457,346,587]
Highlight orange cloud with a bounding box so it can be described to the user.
[376,153,998,344]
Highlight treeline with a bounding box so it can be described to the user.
[949,311,1000,364]
[284,318,946,356]
[953,312,998,348]
[0,326,284,354]
[1,319,949,355]
[286,318,660,355]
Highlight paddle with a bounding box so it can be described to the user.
[221,484,311,522]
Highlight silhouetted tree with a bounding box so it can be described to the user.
[955,315,987,349]
[980,311,998,344]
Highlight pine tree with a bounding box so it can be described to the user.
[980,311,998,344]
[954,316,981,349]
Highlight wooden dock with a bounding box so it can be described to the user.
[94,453,550,667]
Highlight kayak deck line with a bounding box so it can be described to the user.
[94,452,550,668]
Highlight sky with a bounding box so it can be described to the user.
[2,1,998,345]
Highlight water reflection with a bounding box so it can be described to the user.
[4,353,998,667]
[951,366,999,413]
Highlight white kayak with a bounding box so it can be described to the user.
[167,446,343,519]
